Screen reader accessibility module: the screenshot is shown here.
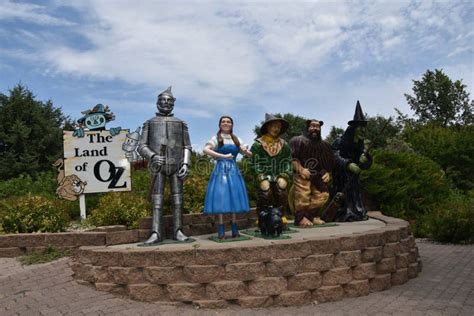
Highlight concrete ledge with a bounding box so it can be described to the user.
[138,210,258,240]
[71,212,422,308]
[0,227,139,257]
[0,211,259,257]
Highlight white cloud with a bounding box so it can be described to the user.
[383,35,402,49]
[2,0,473,123]
[0,0,74,26]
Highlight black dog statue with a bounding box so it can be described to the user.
[258,206,283,237]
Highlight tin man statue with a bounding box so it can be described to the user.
[138,87,192,245]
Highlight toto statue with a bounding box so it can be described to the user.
[138,87,192,245]
[331,101,372,222]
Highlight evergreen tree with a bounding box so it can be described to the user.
[325,126,344,144]
[0,84,71,180]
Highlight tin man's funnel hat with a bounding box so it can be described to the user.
[158,86,174,98]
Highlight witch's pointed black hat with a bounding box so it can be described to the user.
[348,100,367,126]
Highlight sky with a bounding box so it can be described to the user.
[1,0,473,152]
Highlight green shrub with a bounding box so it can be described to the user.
[87,192,150,229]
[427,193,474,244]
[240,157,258,207]
[0,195,70,233]
[0,171,58,199]
[130,169,152,198]
[130,156,213,214]
[0,171,89,221]
[405,125,474,191]
[361,149,452,236]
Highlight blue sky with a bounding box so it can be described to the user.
[1,0,473,152]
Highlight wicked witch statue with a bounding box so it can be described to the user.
[331,101,372,222]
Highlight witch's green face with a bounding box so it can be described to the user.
[354,126,366,143]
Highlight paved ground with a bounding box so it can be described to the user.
[1,240,473,315]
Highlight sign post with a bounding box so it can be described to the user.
[79,194,86,219]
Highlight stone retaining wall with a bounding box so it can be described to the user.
[0,226,139,257]
[0,211,258,258]
[137,211,258,241]
[71,212,422,308]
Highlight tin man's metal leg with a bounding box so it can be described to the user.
[142,173,165,246]
[170,173,189,241]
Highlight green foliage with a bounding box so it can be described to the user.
[87,192,150,229]
[427,193,474,244]
[253,113,309,140]
[239,157,257,207]
[365,115,400,150]
[326,115,400,149]
[384,137,415,153]
[0,195,71,233]
[0,84,73,180]
[325,126,344,144]
[405,124,474,191]
[185,152,213,213]
[403,69,473,127]
[361,149,451,236]
[0,171,58,199]
[0,171,95,221]
[18,245,70,265]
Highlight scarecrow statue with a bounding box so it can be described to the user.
[138,87,192,245]
[289,119,335,226]
[249,114,292,226]
[331,101,372,222]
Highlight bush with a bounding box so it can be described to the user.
[405,125,474,191]
[361,149,452,236]
[427,193,474,244]
[87,192,150,229]
[0,171,58,199]
[130,154,214,215]
[0,195,70,233]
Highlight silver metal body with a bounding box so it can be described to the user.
[138,87,192,244]
[139,116,191,174]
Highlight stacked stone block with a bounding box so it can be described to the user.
[138,211,258,241]
[71,213,422,308]
[0,212,258,258]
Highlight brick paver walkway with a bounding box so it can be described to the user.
[1,240,473,315]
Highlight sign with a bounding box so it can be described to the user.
[63,130,131,194]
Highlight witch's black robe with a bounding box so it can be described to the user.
[331,137,372,222]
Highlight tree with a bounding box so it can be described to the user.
[325,126,344,144]
[0,84,71,180]
[365,115,400,150]
[403,69,473,127]
[326,115,400,149]
[404,124,474,191]
[252,113,309,140]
